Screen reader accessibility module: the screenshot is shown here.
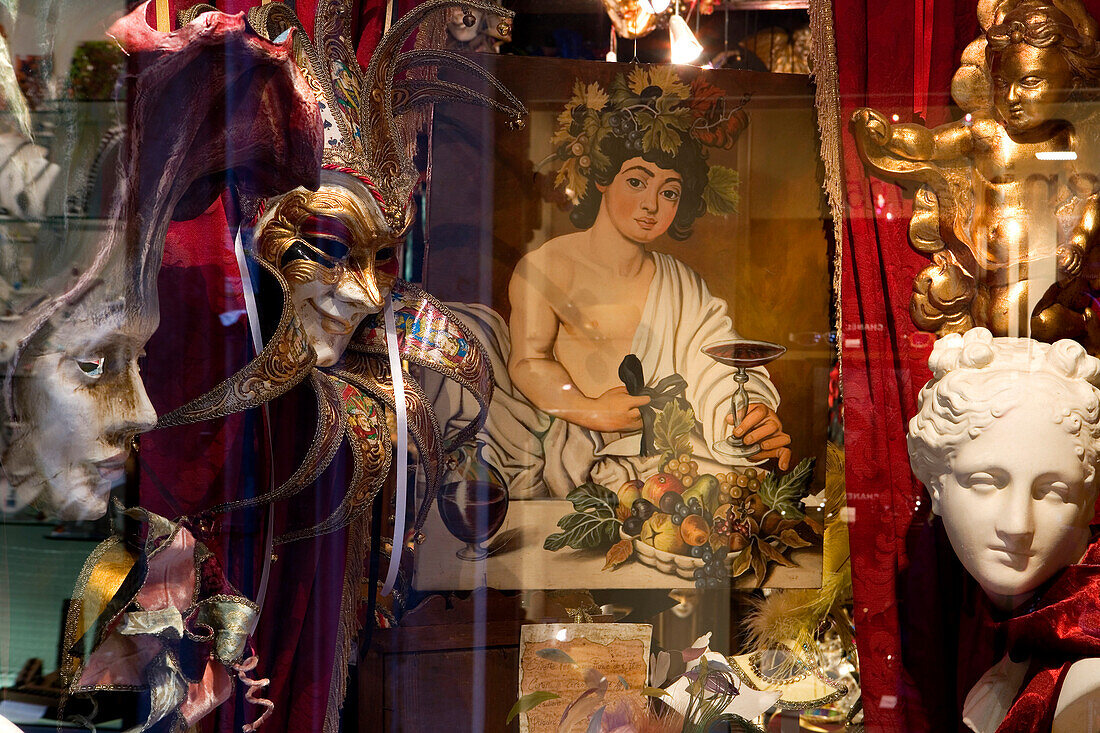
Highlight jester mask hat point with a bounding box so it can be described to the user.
[247,0,526,235]
[163,0,524,542]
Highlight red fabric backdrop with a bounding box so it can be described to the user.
[836,1,1100,730]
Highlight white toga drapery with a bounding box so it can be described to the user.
[424,252,780,498]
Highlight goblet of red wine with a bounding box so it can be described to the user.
[702,339,786,462]
[436,444,509,560]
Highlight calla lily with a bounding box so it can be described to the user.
[660,633,780,725]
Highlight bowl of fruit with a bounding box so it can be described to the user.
[617,456,818,588]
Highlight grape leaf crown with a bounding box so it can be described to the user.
[551,66,749,216]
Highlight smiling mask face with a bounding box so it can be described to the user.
[256,173,402,367]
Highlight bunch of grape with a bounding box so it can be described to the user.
[692,545,730,589]
[621,498,658,536]
[607,109,632,133]
[659,492,704,525]
[607,109,644,151]
[717,468,762,504]
[666,454,699,488]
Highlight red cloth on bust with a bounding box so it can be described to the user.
[834,0,1100,729]
[990,535,1100,732]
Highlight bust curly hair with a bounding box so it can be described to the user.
[908,328,1100,493]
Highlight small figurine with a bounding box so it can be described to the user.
[851,0,1100,349]
[908,327,1100,731]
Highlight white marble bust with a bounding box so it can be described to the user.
[907,327,1100,732]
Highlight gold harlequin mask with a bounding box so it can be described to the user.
[159,0,523,545]
[255,173,404,367]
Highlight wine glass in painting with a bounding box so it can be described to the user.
[436,442,509,560]
[702,339,786,462]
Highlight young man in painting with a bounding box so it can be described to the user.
[500,68,790,496]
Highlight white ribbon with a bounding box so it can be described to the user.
[233,229,275,631]
[381,294,408,596]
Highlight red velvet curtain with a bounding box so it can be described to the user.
[836,1,1100,730]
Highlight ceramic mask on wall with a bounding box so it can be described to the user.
[0,5,322,521]
[2,225,159,520]
[908,327,1100,610]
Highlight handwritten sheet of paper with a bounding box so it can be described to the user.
[518,623,652,733]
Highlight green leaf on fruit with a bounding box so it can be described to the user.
[759,458,815,520]
[545,483,622,552]
[653,400,694,462]
[544,511,621,551]
[565,482,618,517]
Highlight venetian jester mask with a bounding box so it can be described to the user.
[160,0,525,542]
[253,175,400,367]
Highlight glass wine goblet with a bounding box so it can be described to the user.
[701,339,786,462]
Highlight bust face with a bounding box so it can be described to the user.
[4,303,159,520]
[934,399,1095,609]
[991,43,1076,136]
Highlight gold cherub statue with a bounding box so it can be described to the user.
[851,0,1100,348]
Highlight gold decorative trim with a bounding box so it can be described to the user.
[156,256,316,428]
[729,656,847,711]
[273,374,392,544]
[808,0,846,373]
[210,369,346,514]
[177,4,218,26]
[331,354,445,532]
[349,280,493,450]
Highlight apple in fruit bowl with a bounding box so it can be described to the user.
[617,479,644,508]
[639,513,687,555]
[642,473,684,505]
